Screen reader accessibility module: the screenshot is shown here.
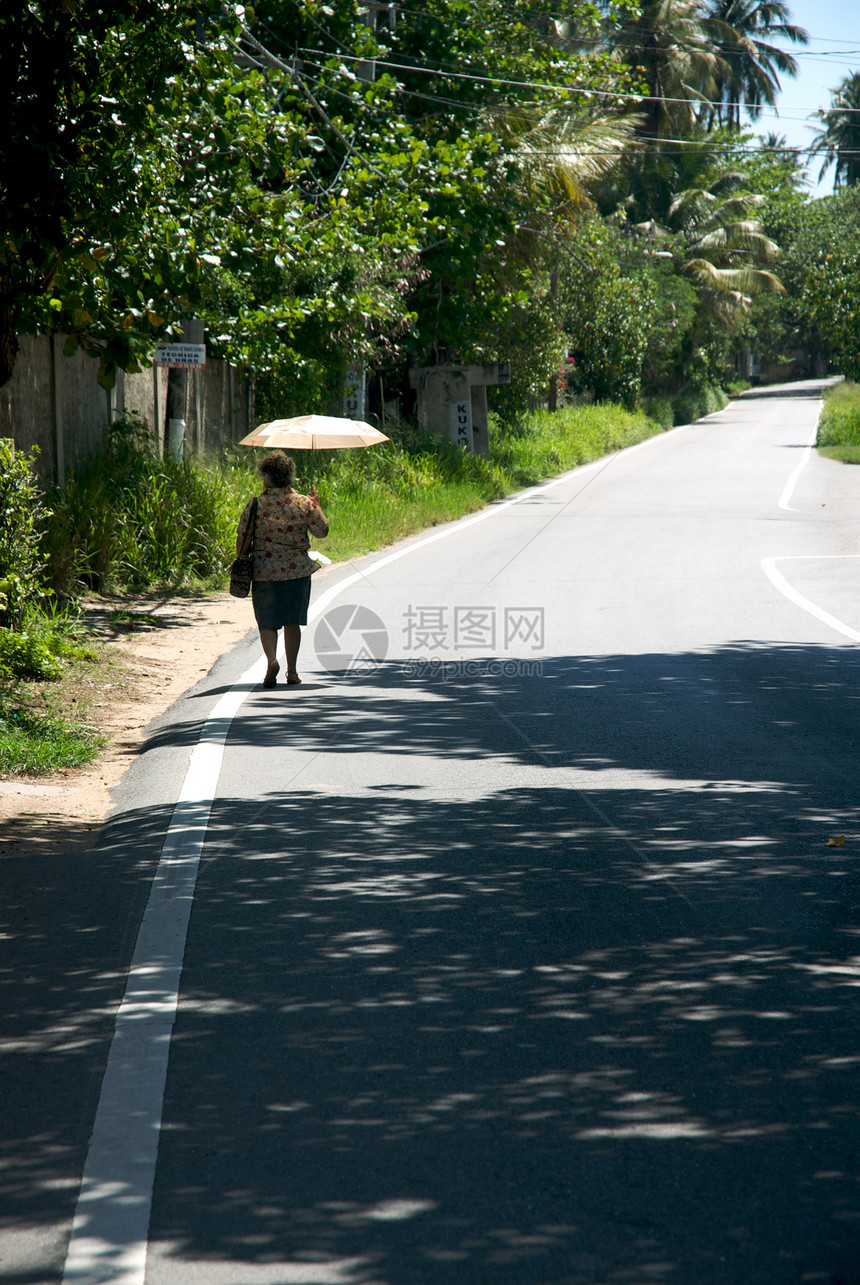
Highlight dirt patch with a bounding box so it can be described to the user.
[1,592,257,857]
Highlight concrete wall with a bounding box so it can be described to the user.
[0,335,251,484]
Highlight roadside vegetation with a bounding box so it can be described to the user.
[0,613,107,774]
[817,381,860,463]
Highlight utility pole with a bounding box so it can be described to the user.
[548,257,559,412]
[357,3,395,83]
[164,319,205,459]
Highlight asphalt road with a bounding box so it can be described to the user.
[4,380,860,1285]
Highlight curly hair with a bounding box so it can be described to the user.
[258,451,296,489]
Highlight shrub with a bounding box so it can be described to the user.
[671,384,728,425]
[641,397,675,430]
[43,417,238,594]
[0,440,49,628]
[0,630,63,681]
[818,381,860,449]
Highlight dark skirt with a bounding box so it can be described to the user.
[251,577,312,629]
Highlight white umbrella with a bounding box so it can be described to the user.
[239,414,389,450]
[240,413,390,483]
[238,415,389,482]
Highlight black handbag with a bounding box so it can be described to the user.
[229,499,258,598]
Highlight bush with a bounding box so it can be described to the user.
[44,417,239,594]
[0,600,96,680]
[671,384,728,425]
[559,229,655,411]
[818,381,860,450]
[0,440,49,628]
[0,630,63,681]
[641,397,675,429]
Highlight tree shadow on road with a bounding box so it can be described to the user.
[3,643,860,1284]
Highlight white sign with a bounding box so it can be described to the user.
[449,399,473,450]
[153,343,207,369]
[344,366,366,420]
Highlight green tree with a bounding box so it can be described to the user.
[628,130,784,316]
[0,0,237,388]
[10,5,430,408]
[251,0,641,412]
[669,177,783,325]
[810,71,860,189]
[740,134,821,373]
[790,188,860,379]
[557,217,656,407]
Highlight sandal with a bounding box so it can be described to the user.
[286,672,302,686]
[263,661,280,689]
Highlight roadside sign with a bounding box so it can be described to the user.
[153,343,207,369]
[449,399,473,450]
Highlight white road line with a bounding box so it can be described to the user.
[778,419,819,511]
[57,413,718,1283]
[61,676,262,1284]
[761,556,860,644]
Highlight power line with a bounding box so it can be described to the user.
[298,45,860,117]
[294,63,844,162]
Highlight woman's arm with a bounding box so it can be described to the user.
[306,487,329,538]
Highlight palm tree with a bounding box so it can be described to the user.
[631,143,785,326]
[759,130,802,167]
[706,0,808,129]
[499,109,639,212]
[612,0,728,139]
[810,71,860,188]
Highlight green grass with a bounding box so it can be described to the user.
[491,403,662,484]
[0,703,103,775]
[817,380,860,461]
[0,606,107,776]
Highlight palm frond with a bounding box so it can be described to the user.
[682,258,785,295]
[510,112,640,207]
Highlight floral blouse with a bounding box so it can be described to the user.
[237,487,329,582]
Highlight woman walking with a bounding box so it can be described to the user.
[235,451,329,688]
